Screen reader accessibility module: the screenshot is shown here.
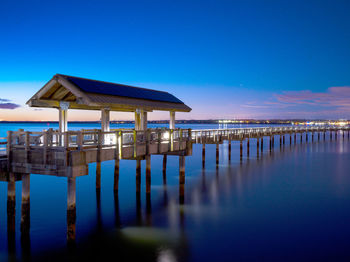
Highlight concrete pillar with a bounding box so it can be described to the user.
[67,177,76,242]
[7,173,16,233]
[146,155,151,194]
[21,174,30,234]
[59,108,68,133]
[179,155,185,204]
[170,111,175,129]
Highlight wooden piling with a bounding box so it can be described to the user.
[228,140,231,161]
[7,173,16,233]
[179,155,185,204]
[146,155,151,195]
[269,136,272,151]
[136,159,141,193]
[289,134,292,145]
[21,174,30,234]
[283,135,285,145]
[163,154,168,175]
[240,140,243,161]
[257,138,260,156]
[216,143,219,166]
[247,138,250,156]
[294,133,296,144]
[67,177,76,242]
[306,133,308,142]
[312,132,314,142]
[260,137,263,152]
[318,132,320,141]
[279,135,282,147]
[96,162,101,190]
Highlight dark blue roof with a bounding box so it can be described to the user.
[59,74,184,104]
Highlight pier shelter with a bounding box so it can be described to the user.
[26,74,191,132]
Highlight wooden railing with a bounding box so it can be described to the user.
[0,137,7,156]
[6,128,191,152]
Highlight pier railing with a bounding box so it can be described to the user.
[6,128,191,152]
[0,137,7,157]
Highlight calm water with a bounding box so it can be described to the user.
[1,123,350,261]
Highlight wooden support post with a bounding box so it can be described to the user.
[318,132,320,141]
[67,177,76,242]
[306,133,308,142]
[7,173,16,233]
[216,143,219,166]
[134,110,141,130]
[269,136,272,151]
[163,154,167,176]
[330,131,332,140]
[114,158,119,192]
[294,133,296,144]
[272,135,275,149]
[300,133,303,143]
[312,132,314,142]
[240,140,243,160]
[21,174,30,234]
[260,137,263,152]
[96,162,101,190]
[228,140,231,161]
[136,159,141,193]
[179,155,185,204]
[146,155,151,195]
[290,134,292,145]
[283,135,285,145]
[257,138,260,156]
[247,138,250,156]
[202,144,206,167]
[335,131,338,140]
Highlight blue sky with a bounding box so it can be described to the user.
[0,0,350,120]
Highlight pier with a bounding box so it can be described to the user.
[0,74,349,245]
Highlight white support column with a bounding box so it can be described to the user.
[59,102,69,146]
[135,109,141,131]
[170,111,175,129]
[140,110,147,130]
[101,109,110,132]
[59,108,68,133]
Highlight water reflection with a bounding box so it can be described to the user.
[2,135,348,261]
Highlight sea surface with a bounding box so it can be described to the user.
[1,122,350,261]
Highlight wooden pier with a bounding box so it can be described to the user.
[1,74,350,246]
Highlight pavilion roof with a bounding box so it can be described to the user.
[26,74,192,112]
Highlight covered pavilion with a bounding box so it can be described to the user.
[26,74,191,132]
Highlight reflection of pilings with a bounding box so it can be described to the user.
[272,135,275,148]
[7,173,16,233]
[335,131,337,140]
[7,173,16,258]
[114,157,119,192]
[283,135,285,145]
[136,160,141,193]
[257,138,260,157]
[306,132,308,142]
[290,135,292,145]
[324,132,326,140]
[216,143,219,167]
[67,177,76,242]
[21,174,30,234]
[279,135,282,147]
[330,131,332,140]
[146,155,151,195]
[294,133,296,144]
[269,136,272,151]
[114,191,121,228]
[146,193,152,226]
[318,132,320,141]
[96,162,101,190]
[261,137,263,152]
[312,132,314,142]
[136,192,142,226]
[179,155,185,205]
[300,133,303,143]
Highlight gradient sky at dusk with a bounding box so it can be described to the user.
[1,0,350,121]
